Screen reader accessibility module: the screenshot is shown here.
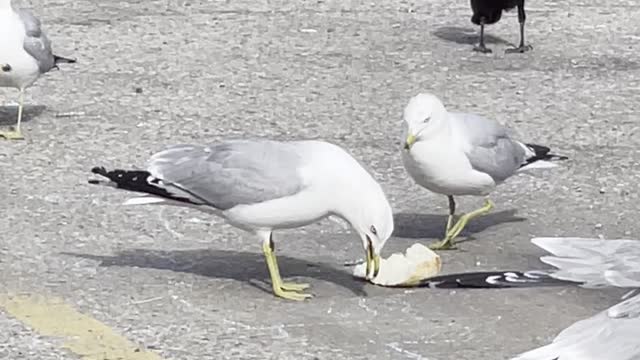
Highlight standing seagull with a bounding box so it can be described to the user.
[0,0,76,140]
[470,0,532,53]
[88,139,394,301]
[402,93,566,250]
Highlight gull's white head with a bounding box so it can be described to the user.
[402,93,448,150]
[0,0,12,9]
[346,179,395,280]
[323,141,395,280]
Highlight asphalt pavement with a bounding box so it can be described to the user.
[1,0,639,359]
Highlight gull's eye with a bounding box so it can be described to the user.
[370,225,377,235]
[423,116,431,123]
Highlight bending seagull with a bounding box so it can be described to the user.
[88,139,394,301]
[0,0,76,140]
[402,93,566,250]
[470,0,532,53]
[419,237,640,360]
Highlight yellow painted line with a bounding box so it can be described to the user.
[0,294,164,360]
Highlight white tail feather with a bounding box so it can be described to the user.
[517,160,559,172]
[123,197,167,206]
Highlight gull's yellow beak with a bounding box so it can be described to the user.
[404,134,416,150]
[365,238,381,280]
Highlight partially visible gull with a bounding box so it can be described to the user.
[417,237,640,360]
[0,0,76,140]
[512,237,640,360]
[88,139,395,301]
[401,93,567,250]
[469,0,532,53]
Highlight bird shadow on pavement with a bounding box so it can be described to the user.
[0,105,46,125]
[62,248,369,297]
[393,209,526,240]
[433,26,512,46]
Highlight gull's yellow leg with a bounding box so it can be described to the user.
[430,199,495,251]
[271,249,310,292]
[447,199,495,240]
[262,235,312,301]
[0,88,25,140]
[445,195,457,233]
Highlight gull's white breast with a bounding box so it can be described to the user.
[402,140,495,196]
[0,9,40,88]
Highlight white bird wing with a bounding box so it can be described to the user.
[512,294,640,360]
[512,237,640,360]
[16,8,55,73]
[145,140,306,210]
[449,112,526,183]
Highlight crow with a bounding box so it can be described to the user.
[469,0,532,54]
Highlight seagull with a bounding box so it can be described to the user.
[469,0,532,53]
[513,237,640,360]
[401,93,566,250]
[419,237,640,360]
[88,139,394,301]
[0,0,76,140]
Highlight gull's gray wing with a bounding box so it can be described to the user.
[16,9,55,73]
[533,237,640,288]
[450,112,526,183]
[146,140,306,210]
[512,237,640,360]
[512,294,640,360]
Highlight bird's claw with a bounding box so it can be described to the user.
[274,286,313,301]
[0,128,24,140]
[280,282,310,292]
[429,238,457,251]
[505,45,533,54]
[473,45,492,54]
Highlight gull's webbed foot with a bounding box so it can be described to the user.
[273,286,313,301]
[505,44,533,54]
[263,235,313,301]
[429,237,457,251]
[473,45,492,54]
[280,282,311,292]
[0,128,24,140]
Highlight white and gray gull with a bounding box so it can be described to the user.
[88,139,394,301]
[401,93,567,250]
[416,237,640,360]
[512,237,640,360]
[0,0,76,140]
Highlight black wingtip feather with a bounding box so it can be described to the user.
[91,166,107,176]
[53,55,77,64]
[522,143,569,167]
[405,270,576,289]
[88,166,195,204]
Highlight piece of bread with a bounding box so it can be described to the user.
[351,243,442,286]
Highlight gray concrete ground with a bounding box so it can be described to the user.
[1,0,639,359]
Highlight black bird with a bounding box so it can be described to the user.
[470,0,532,54]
